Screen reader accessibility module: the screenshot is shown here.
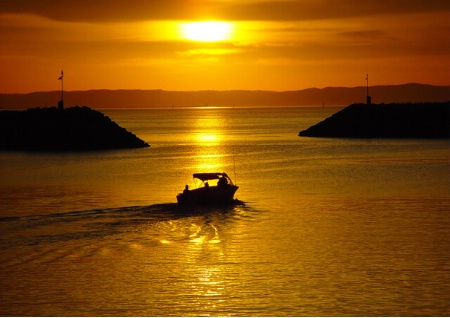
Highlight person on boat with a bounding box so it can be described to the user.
[183,185,189,194]
[218,176,228,187]
[205,182,209,188]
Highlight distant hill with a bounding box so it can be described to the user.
[0,84,448,109]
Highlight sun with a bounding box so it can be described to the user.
[180,21,233,42]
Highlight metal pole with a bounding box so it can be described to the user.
[61,70,64,103]
[233,146,237,186]
[366,74,368,99]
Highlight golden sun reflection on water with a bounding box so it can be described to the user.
[184,221,227,308]
[154,215,229,310]
[196,133,220,144]
[189,114,229,174]
[192,115,224,145]
[193,154,224,172]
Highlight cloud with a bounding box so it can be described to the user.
[0,0,202,22]
[177,48,241,57]
[340,29,386,40]
[220,0,450,21]
[1,0,448,23]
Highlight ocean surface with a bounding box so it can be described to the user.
[1,106,449,316]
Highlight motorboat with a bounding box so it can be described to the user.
[177,172,239,205]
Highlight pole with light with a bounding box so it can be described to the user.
[58,70,64,110]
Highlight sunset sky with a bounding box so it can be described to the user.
[1,0,449,93]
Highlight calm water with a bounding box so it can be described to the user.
[1,107,449,316]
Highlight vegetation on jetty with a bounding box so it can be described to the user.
[299,102,449,139]
[0,106,150,151]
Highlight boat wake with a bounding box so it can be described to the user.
[0,201,249,250]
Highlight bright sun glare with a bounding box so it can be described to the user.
[180,21,233,42]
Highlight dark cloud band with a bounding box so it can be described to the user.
[1,0,448,22]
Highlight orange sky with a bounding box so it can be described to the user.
[1,0,449,93]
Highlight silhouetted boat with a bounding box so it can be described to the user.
[177,172,239,205]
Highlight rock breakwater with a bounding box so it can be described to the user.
[0,106,150,151]
[299,102,449,139]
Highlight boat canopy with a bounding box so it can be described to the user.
[193,172,230,182]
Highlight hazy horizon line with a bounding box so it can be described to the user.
[2,82,449,95]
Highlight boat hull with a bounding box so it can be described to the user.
[177,185,239,205]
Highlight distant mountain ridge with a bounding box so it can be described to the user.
[0,84,448,109]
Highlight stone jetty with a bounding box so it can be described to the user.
[0,106,150,151]
[299,102,449,139]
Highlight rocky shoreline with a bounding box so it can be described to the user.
[0,106,150,151]
[299,102,450,139]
